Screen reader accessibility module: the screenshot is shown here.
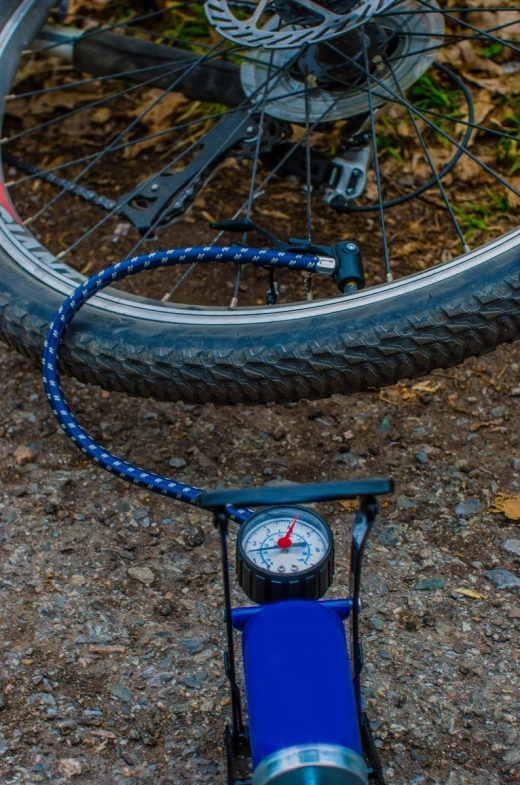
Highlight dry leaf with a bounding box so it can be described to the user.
[454,588,484,600]
[380,385,418,405]
[338,499,358,512]
[412,380,443,394]
[462,69,520,96]
[91,107,111,124]
[90,729,118,739]
[489,493,520,520]
[466,8,520,42]
[440,40,503,77]
[131,89,188,135]
[470,418,502,431]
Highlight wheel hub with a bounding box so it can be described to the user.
[237,0,445,124]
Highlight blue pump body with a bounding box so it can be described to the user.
[235,600,363,770]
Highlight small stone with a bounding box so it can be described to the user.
[128,566,155,586]
[111,685,133,703]
[397,495,417,512]
[503,749,520,768]
[485,569,520,590]
[14,445,34,466]
[169,456,187,469]
[58,720,78,735]
[369,617,385,631]
[415,451,428,465]
[27,692,56,707]
[455,498,479,517]
[490,405,508,418]
[181,676,202,690]
[379,414,391,432]
[128,728,140,740]
[511,386,520,397]
[178,637,207,654]
[414,577,445,591]
[503,539,520,558]
[119,549,135,561]
[0,695,5,710]
[333,452,357,467]
[363,573,388,595]
[59,758,82,777]
[307,403,322,420]
[186,526,205,547]
[121,749,139,766]
[158,600,174,617]
[271,425,287,441]
[376,525,401,547]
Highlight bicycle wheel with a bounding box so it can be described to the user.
[0,0,518,404]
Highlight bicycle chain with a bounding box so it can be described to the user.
[4,152,117,212]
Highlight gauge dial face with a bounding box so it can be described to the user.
[239,505,332,576]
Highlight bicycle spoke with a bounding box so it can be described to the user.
[57,46,303,264]
[5,107,240,188]
[229,51,276,308]
[24,40,232,227]
[2,62,206,147]
[2,0,518,317]
[326,41,520,200]
[408,111,520,144]
[27,6,173,56]
[362,30,392,281]
[385,57,468,252]
[388,14,520,64]
[7,60,199,103]
[416,0,520,55]
[169,96,346,302]
[378,6,520,15]
[304,79,313,245]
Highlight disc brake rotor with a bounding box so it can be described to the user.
[239,0,444,123]
[205,0,397,49]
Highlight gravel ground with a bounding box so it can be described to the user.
[0,339,519,785]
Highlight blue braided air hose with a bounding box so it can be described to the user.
[42,245,321,523]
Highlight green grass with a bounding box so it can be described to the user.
[453,191,510,241]
[479,42,503,59]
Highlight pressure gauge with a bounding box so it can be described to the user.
[236,505,334,604]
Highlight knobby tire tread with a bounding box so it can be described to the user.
[0,256,519,404]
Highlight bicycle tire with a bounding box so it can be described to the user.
[0,0,519,405]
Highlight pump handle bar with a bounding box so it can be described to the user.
[199,478,393,510]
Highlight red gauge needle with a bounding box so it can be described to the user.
[277,515,299,549]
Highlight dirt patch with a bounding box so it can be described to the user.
[0,340,519,784]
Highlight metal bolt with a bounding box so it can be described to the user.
[151,184,159,192]
[345,243,357,252]
[352,168,361,176]
[347,188,354,195]
[246,126,255,134]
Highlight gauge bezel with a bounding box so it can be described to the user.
[237,504,334,581]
